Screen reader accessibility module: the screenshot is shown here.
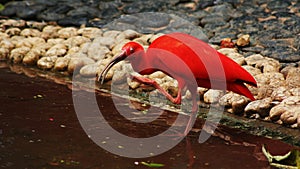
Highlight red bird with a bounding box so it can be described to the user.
[98,32,257,135]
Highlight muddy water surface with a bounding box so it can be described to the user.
[0,63,298,169]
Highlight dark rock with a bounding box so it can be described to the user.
[196,0,214,9]
[99,2,121,19]
[0,1,27,16]
[231,15,258,27]
[251,10,271,18]
[142,13,171,28]
[266,0,291,11]
[67,6,100,18]
[117,15,139,24]
[294,35,300,50]
[121,0,136,2]
[236,4,256,15]
[87,19,108,28]
[241,46,264,53]
[214,0,242,7]
[272,11,294,18]
[192,10,209,19]
[0,0,13,4]
[208,3,234,15]
[259,39,293,48]
[16,4,46,19]
[104,12,207,41]
[240,25,263,35]
[262,46,300,62]
[204,22,230,34]
[38,5,73,21]
[209,33,236,44]
[165,10,200,25]
[201,13,227,25]
[122,1,167,14]
[30,0,57,6]
[57,15,88,27]
[283,17,300,34]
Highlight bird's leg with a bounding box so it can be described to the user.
[132,76,181,104]
[184,92,198,136]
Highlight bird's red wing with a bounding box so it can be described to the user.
[149,33,217,80]
[217,52,257,87]
[226,81,256,100]
[148,32,257,100]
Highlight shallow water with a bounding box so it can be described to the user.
[0,62,298,169]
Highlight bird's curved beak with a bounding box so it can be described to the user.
[97,51,126,84]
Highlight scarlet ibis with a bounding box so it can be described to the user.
[98,32,257,135]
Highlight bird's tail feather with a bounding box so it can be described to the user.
[226,81,256,101]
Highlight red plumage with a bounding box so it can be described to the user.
[98,32,257,135]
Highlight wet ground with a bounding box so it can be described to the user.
[0,62,299,169]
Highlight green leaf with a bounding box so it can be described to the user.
[273,151,292,162]
[262,145,273,162]
[0,4,4,11]
[140,162,165,168]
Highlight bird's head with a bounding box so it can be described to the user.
[97,42,143,84]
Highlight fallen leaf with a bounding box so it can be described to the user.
[140,161,165,168]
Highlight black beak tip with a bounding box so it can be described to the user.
[96,74,103,84]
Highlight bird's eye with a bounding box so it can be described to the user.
[129,47,134,53]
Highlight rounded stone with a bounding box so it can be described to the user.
[57,27,78,39]
[20,28,41,37]
[87,43,111,61]
[27,37,46,46]
[271,86,291,102]
[92,36,116,49]
[77,27,103,39]
[0,39,15,50]
[79,63,99,77]
[270,105,286,121]
[45,44,67,57]
[46,38,65,46]
[203,89,225,104]
[41,25,61,39]
[23,47,46,65]
[0,48,10,60]
[116,29,141,41]
[286,67,300,88]
[37,56,58,70]
[68,57,95,74]
[236,34,250,47]
[133,35,152,45]
[148,71,167,79]
[112,39,131,55]
[5,28,21,36]
[290,88,300,96]
[245,54,264,66]
[217,48,238,56]
[14,38,32,48]
[127,77,141,89]
[242,65,261,76]
[54,56,70,71]
[67,46,81,55]
[64,36,91,48]
[255,57,280,73]
[103,30,121,39]
[280,111,297,125]
[244,97,272,118]
[232,98,249,115]
[9,47,31,63]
